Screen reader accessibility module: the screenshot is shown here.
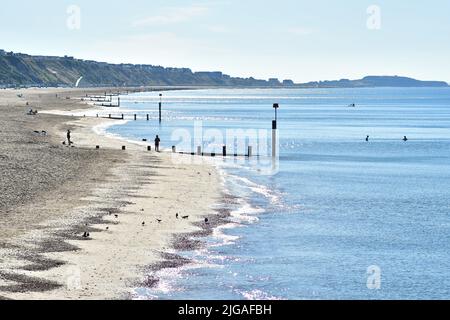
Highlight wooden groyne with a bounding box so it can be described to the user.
[91,143,256,158]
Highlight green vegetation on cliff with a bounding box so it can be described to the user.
[1,50,448,88]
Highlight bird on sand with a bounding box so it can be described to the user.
[182,215,189,220]
[142,222,146,226]
[176,213,179,219]
[115,214,119,218]
[205,218,209,225]
[156,219,162,223]
[82,232,90,238]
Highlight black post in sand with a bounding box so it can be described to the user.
[272,103,279,158]
[248,146,253,157]
[159,94,162,123]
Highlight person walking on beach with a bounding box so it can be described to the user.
[155,135,161,152]
[67,130,72,146]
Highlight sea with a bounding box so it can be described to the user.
[102,87,450,300]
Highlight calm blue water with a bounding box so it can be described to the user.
[106,88,450,300]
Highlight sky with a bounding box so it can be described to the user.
[1,0,449,83]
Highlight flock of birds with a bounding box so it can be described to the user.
[81,210,210,239]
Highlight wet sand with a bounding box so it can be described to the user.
[0,87,222,300]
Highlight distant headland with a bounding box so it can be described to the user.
[297,76,449,88]
[0,50,448,88]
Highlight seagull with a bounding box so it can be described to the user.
[142,222,146,226]
[115,214,119,218]
[156,219,162,223]
[176,213,179,219]
[182,216,189,220]
[82,232,90,238]
[106,227,109,231]
[205,218,209,224]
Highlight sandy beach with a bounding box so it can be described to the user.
[0,88,224,300]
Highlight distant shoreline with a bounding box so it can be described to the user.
[2,84,449,91]
[1,50,448,89]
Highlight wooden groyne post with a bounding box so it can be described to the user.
[159,94,162,123]
[272,103,279,158]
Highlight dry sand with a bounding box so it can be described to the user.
[0,88,225,300]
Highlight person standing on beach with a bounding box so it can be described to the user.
[155,135,161,152]
[67,130,72,146]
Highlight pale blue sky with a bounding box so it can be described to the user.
[1,0,449,82]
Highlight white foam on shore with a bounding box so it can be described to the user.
[133,258,222,300]
[230,200,263,223]
[239,289,285,301]
[210,223,241,247]
[225,173,281,205]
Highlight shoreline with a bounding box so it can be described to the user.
[0,87,227,300]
